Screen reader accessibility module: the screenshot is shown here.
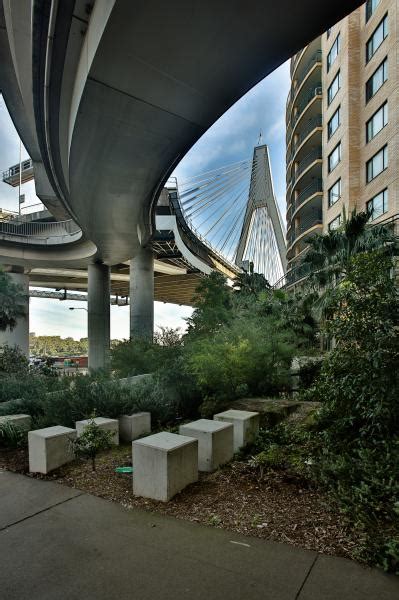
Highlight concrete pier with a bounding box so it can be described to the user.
[88,263,110,371]
[130,248,154,341]
[0,271,29,357]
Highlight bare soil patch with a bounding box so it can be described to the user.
[0,444,361,560]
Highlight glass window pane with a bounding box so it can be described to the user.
[366,15,388,62]
[366,0,381,21]
[329,215,341,230]
[328,71,341,105]
[366,102,388,142]
[328,107,340,138]
[367,189,388,220]
[328,143,341,172]
[366,145,387,182]
[366,58,387,102]
[328,179,341,207]
[327,34,340,72]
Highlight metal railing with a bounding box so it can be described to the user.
[273,260,312,289]
[290,148,322,189]
[287,116,323,164]
[287,86,322,141]
[0,218,81,239]
[287,51,322,109]
[292,179,323,214]
[2,158,33,180]
[295,217,322,237]
[167,183,240,274]
[287,213,322,249]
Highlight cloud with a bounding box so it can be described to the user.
[1,62,291,339]
[174,61,290,214]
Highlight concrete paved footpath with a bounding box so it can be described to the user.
[0,471,397,600]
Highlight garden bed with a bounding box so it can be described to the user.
[0,444,361,561]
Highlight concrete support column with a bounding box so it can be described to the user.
[130,247,154,341]
[88,263,110,372]
[0,271,29,357]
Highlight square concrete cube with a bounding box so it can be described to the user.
[132,432,198,502]
[214,409,260,452]
[75,417,119,445]
[28,426,77,474]
[179,419,234,472]
[119,412,151,443]
[0,414,31,430]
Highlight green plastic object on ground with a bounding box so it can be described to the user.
[115,466,133,474]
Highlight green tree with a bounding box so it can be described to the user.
[186,272,232,337]
[302,210,395,290]
[305,250,399,570]
[29,335,88,356]
[0,270,27,332]
[0,345,29,377]
[233,270,270,297]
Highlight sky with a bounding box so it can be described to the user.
[0,61,290,340]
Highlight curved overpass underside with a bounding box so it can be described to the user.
[1,0,363,266]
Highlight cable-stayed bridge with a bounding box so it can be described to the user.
[0,0,363,365]
[168,144,285,285]
[0,144,286,307]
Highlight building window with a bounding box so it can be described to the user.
[366,57,387,102]
[328,214,342,231]
[366,14,388,62]
[328,71,341,105]
[328,142,341,173]
[328,106,341,139]
[366,102,388,142]
[328,179,341,207]
[367,188,388,219]
[327,33,341,72]
[366,145,387,182]
[366,0,381,22]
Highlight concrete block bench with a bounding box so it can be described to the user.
[28,426,77,474]
[119,412,151,443]
[132,432,198,502]
[214,409,260,452]
[0,414,31,430]
[75,417,119,445]
[179,418,234,472]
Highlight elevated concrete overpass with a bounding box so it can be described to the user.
[0,0,363,368]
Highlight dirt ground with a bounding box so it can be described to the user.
[0,444,361,561]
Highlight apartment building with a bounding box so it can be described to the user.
[286,0,398,279]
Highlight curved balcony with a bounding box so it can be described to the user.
[286,85,322,143]
[0,218,82,245]
[291,179,323,217]
[289,148,322,192]
[287,213,323,252]
[290,49,305,78]
[286,115,322,166]
[286,51,322,114]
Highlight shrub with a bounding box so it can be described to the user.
[0,421,28,449]
[302,251,399,571]
[184,315,295,404]
[72,416,114,471]
[0,345,29,378]
[35,373,178,429]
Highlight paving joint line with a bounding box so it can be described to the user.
[0,491,85,532]
[295,554,318,599]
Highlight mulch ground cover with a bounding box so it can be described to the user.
[0,444,363,561]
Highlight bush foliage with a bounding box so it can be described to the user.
[303,251,399,571]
